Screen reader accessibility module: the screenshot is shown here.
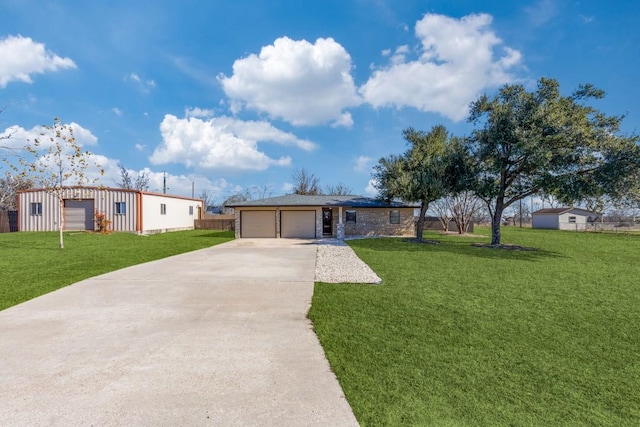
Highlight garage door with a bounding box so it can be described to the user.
[241,210,276,238]
[64,199,95,231]
[281,210,316,238]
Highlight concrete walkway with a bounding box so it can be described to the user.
[0,239,358,426]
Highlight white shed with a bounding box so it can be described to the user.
[18,187,203,234]
[532,207,600,231]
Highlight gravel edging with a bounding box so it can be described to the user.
[314,239,382,284]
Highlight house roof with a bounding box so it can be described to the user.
[533,207,600,216]
[226,194,417,208]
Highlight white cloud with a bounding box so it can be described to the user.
[184,107,215,118]
[134,143,145,151]
[125,72,155,93]
[354,155,373,172]
[149,114,316,172]
[86,158,239,199]
[281,182,294,193]
[390,45,410,65]
[143,170,238,199]
[112,107,123,116]
[219,36,361,127]
[1,121,97,149]
[525,0,558,26]
[0,35,76,88]
[359,13,522,122]
[365,179,378,196]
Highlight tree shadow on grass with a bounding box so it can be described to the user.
[347,237,565,262]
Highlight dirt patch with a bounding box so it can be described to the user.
[472,243,537,251]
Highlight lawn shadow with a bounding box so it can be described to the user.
[347,236,566,262]
[191,231,235,239]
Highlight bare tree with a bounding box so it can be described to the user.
[116,164,150,191]
[431,192,481,234]
[23,118,103,249]
[430,198,453,232]
[249,184,274,199]
[222,189,252,214]
[292,168,321,195]
[198,190,216,212]
[0,173,34,211]
[324,182,352,196]
[449,191,482,234]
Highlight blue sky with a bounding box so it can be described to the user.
[1,0,638,203]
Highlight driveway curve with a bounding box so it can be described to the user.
[0,238,358,426]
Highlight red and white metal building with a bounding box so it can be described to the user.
[18,187,203,234]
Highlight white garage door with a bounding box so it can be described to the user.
[281,210,316,239]
[241,211,276,238]
[64,199,95,231]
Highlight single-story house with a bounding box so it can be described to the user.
[18,186,204,234]
[226,194,416,239]
[532,207,601,231]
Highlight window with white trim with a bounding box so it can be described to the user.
[189,206,194,215]
[160,204,167,215]
[346,210,356,223]
[568,216,576,223]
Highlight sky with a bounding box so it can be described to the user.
[1,0,638,204]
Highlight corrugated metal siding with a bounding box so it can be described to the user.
[19,191,61,231]
[19,188,139,232]
[93,189,138,232]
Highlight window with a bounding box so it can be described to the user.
[114,202,126,215]
[389,210,400,224]
[345,210,356,223]
[568,216,576,223]
[30,202,42,216]
[189,206,194,216]
[160,204,167,215]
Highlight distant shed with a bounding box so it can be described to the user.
[532,208,600,231]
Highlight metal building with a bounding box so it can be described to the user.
[18,187,203,234]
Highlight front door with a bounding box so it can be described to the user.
[322,208,332,236]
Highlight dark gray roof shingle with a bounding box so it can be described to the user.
[226,194,417,208]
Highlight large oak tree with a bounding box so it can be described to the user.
[468,78,640,245]
[374,125,467,241]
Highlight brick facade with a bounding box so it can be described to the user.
[341,207,415,237]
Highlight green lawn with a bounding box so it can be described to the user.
[309,227,640,426]
[0,230,234,310]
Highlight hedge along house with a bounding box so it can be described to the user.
[18,187,204,234]
[532,207,601,231]
[227,194,417,239]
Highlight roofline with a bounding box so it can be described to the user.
[533,207,601,215]
[17,186,204,203]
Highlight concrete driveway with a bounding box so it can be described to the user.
[0,239,358,426]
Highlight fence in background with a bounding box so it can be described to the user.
[558,221,640,232]
[0,210,18,233]
[194,215,235,231]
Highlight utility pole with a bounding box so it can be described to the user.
[163,172,167,194]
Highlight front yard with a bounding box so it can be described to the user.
[309,227,640,426]
[0,230,234,310]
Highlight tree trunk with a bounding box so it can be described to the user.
[490,202,504,245]
[415,201,428,242]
